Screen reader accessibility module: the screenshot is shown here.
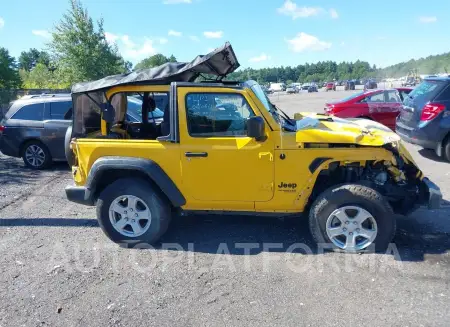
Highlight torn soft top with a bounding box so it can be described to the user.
[71,42,240,94]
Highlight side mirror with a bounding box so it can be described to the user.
[247,116,266,141]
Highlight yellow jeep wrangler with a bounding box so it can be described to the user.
[65,43,441,252]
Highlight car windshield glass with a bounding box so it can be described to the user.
[407,80,445,101]
[127,96,164,120]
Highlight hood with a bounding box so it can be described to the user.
[293,112,401,147]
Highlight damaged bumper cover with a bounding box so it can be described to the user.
[421,177,442,210]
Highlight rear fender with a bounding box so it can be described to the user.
[85,156,186,207]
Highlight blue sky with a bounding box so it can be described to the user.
[0,0,448,69]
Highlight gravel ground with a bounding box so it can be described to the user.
[1,90,449,327]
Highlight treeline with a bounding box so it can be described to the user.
[378,52,450,78]
[227,61,378,84]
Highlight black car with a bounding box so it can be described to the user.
[0,94,72,169]
[308,84,318,93]
[344,80,355,90]
[364,80,378,90]
[396,77,450,161]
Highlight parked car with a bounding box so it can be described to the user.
[325,82,336,91]
[364,80,378,90]
[0,94,73,169]
[396,77,450,161]
[285,85,297,94]
[308,84,318,92]
[324,89,403,130]
[301,83,311,90]
[395,87,413,102]
[344,80,356,90]
[0,94,165,169]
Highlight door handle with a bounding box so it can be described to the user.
[185,152,208,158]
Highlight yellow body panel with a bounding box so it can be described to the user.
[71,84,417,213]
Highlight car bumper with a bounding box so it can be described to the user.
[65,185,95,206]
[396,121,439,149]
[421,178,442,210]
[0,136,20,157]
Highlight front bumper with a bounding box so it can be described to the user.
[422,177,442,210]
[65,185,95,206]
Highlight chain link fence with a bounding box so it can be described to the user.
[0,89,70,119]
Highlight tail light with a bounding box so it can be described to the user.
[0,125,5,133]
[420,103,446,121]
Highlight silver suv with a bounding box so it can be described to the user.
[0,94,72,169]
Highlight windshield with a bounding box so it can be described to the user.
[247,80,296,131]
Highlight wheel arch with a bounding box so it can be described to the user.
[19,138,49,156]
[86,157,186,208]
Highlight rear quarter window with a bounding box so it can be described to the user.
[11,103,44,121]
[435,85,450,101]
[50,101,72,119]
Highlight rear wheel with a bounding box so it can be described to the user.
[309,184,395,253]
[96,178,171,246]
[441,136,450,162]
[22,141,52,169]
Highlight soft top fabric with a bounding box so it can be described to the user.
[71,42,239,94]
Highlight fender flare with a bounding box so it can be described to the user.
[86,156,186,207]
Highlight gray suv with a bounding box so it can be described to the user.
[0,94,72,169]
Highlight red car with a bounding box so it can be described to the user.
[325,82,336,91]
[394,87,413,102]
[324,89,403,130]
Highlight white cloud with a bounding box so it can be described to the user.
[340,41,345,46]
[163,0,191,4]
[286,32,331,52]
[168,29,182,37]
[419,16,437,23]
[105,32,157,61]
[329,8,338,19]
[277,0,322,19]
[189,35,200,42]
[32,30,51,39]
[105,32,119,44]
[159,37,168,44]
[249,53,271,63]
[203,31,223,38]
[0,17,4,29]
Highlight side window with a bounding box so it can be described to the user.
[435,85,450,101]
[11,103,44,121]
[186,93,255,137]
[385,90,401,103]
[367,93,384,103]
[50,101,72,120]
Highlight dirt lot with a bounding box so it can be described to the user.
[1,90,449,327]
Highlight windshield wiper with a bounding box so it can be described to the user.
[269,102,295,126]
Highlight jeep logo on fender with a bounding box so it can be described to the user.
[278,182,297,192]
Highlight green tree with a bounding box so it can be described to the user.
[49,0,128,85]
[18,49,51,71]
[134,54,178,70]
[0,47,21,89]
[20,63,57,89]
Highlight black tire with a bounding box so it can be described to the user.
[309,184,395,253]
[96,178,171,246]
[21,140,52,170]
[64,125,75,167]
[443,137,450,162]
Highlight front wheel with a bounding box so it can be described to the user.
[96,178,172,246]
[309,184,395,253]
